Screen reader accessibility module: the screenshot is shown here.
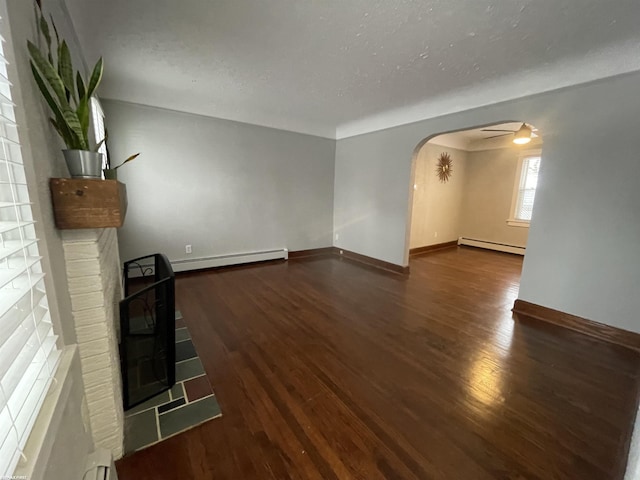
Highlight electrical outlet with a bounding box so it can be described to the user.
[335,233,340,241]
[185,244,192,254]
[434,232,438,238]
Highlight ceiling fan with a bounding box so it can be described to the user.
[482,123,538,144]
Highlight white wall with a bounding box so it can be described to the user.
[333,71,640,335]
[409,143,468,249]
[519,113,640,333]
[334,126,418,265]
[103,100,336,263]
[459,147,530,248]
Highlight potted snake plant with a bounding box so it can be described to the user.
[27,8,104,178]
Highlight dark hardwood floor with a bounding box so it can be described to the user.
[116,247,640,479]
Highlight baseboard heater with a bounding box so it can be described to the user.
[84,448,117,480]
[458,237,526,255]
[127,248,289,276]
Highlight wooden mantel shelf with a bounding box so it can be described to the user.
[49,178,127,229]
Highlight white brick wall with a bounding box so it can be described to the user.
[62,228,124,459]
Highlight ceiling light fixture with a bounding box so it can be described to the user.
[512,124,532,145]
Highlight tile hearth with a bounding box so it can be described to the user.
[123,311,222,454]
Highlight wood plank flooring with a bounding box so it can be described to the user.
[116,247,640,479]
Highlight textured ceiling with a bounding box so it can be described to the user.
[65,0,640,138]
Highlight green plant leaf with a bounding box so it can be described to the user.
[39,13,52,61]
[114,153,140,169]
[63,109,88,150]
[95,129,110,153]
[30,61,61,115]
[50,14,60,48]
[34,2,40,30]
[76,96,90,142]
[34,3,42,44]
[76,71,86,100]
[49,117,64,138]
[85,57,103,98]
[56,40,68,102]
[30,61,78,148]
[58,41,76,103]
[95,137,106,153]
[27,40,68,107]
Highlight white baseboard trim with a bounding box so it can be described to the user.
[458,237,526,255]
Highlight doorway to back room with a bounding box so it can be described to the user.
[407,121,543,261]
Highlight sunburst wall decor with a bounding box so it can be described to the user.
[436,152,453,183]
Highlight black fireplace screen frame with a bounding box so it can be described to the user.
[120,253,176,410]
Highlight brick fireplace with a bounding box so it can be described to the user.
[61,228,124,458]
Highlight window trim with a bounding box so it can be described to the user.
[507,149,542,228]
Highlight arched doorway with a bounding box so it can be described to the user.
[405,121,543,265]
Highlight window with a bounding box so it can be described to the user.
[90,97,108,171]
[508,151,541,227]
[0,16,60,476]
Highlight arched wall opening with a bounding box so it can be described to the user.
[403,121,542,266]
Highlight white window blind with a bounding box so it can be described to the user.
[0,17,61,477]
[514,155,541,222]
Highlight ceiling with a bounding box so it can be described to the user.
[65,0,640,139]
[431,122,542,151]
